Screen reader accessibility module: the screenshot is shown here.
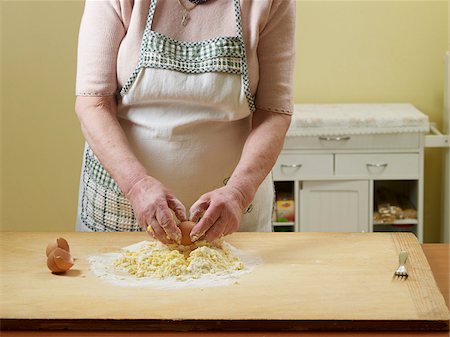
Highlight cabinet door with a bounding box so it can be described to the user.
[300,180,369,232]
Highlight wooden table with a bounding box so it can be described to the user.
[1,233,448,336]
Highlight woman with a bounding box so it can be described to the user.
[75,0,295,244]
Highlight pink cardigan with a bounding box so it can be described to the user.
[76,0,295,114]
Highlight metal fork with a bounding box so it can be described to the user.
[394,251,409,279]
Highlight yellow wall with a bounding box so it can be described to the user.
[294,0,448,242]
[1,1,448,242]
[1,1,83,232]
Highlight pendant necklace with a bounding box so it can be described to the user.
[177,0,198,27]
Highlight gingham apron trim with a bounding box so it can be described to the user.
[139,51,243,74]
[145,32,244,59]
[83,147,121,193]
[81,149,139,232]
[119,0,256,113]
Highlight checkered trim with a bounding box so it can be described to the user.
[83,147,121,193]
[80,147,141,232]
[145,32,244,60]
[231,0,256,113]
[120,0,256,112]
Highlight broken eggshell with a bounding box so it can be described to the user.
[46,237,70,257]
[47,247,74,273]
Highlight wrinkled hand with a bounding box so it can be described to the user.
[126,176,186,244]
[189,185,249,242]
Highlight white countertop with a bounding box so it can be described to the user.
[287,103,430,136]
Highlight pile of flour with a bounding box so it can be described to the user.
[88,240,261,289]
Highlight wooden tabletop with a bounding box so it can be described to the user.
[1,240,448,337]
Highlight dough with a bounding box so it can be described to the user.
[114,239,244,281]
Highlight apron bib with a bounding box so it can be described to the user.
[76,0,274,233]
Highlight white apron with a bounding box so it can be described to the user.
[76,0,274,233]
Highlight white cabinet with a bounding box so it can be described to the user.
[272,104,429,242]
[299,180,369,232]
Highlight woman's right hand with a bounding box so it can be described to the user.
[126,176,185,244]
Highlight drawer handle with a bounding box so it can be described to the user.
[281,164,303,168]
[366,163,388,168]
[318,136,351,141]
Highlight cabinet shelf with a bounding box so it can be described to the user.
[373,223,417,233]
[273,222,295,227]
[373,219,418,225]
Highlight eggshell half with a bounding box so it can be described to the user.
[46,237,70,257]
[47,247,74,273]
[178,221,196,246]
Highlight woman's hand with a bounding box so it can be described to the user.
[189,185,250,242]
[126,176,186,244]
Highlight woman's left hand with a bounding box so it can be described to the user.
[189,185,250,242]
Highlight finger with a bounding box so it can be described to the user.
[190,204,221,242]
[146,226,157,240]
[167,197,187,222]
[189,198,209,223]
[148,218,174,244]
[223,223,234,236]
[223,219,240,236]
[145,223,154,235]
[155,202,182,244]
[136,216,148,232]
[136,210,155,233]
[204,217,228,242]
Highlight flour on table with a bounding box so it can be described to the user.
[88,239,261,288]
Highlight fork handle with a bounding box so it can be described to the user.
[399,251,408,266]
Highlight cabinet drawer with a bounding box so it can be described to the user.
[335,154,420,179]
[273,154,333,180]
[283,133,421,150]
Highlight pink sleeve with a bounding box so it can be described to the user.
[254,0,296,115]
[76,0,127,96]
